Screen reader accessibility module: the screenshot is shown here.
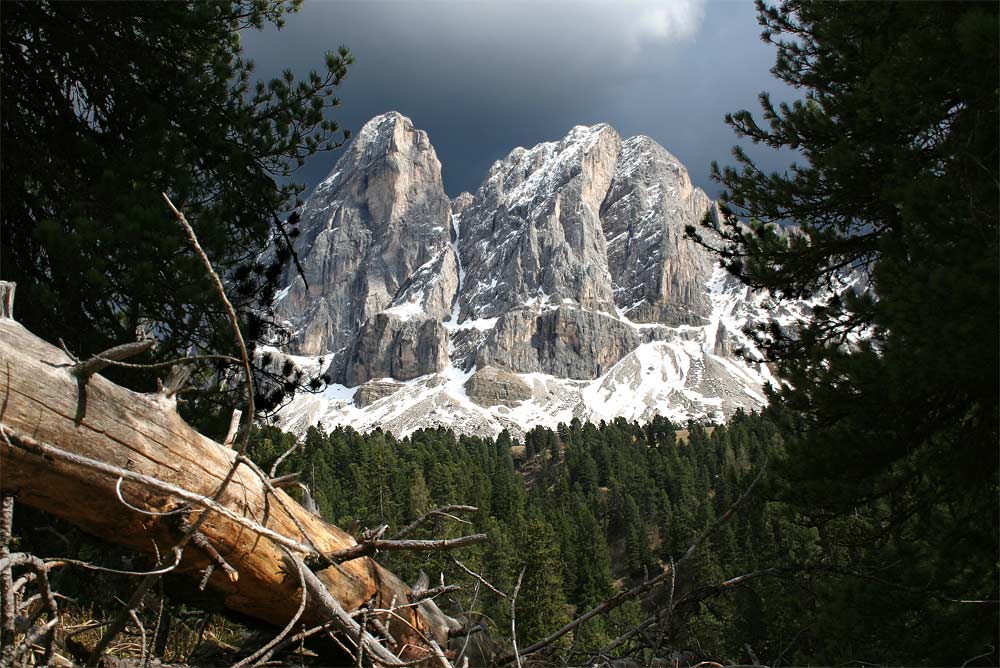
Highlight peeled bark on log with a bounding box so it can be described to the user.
[0,314,459,660]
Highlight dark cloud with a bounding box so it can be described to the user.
[242,1,797,199]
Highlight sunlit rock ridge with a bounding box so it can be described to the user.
[270,112,818,438]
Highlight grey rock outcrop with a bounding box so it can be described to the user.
[450,192,474,218]
[712,322,733,357]
[354,380,406,407]
[475,305,641,379]
[387,249,461,323]
[464,366,532,407]
[271,112,842,438]
[456,124,622,321]
[343,313,449,386]
[601,136,718,325]
[275,112,452,356]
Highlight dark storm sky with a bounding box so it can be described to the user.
[242,0,797,199]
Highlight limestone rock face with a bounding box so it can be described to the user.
[601,136,718,325]
[450,192,474,218]
[475,305,641,379]
[456,124,622,321]
[387,249,460,323]
[712,322,733,357]
[464,366,532,407]
[275,112,452,356]
[354,380,405,408]
[343,314,449,386]
[272,112,853,438]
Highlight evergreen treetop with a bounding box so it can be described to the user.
[1,0,353,423]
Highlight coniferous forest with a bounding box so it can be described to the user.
[1,1,997,667]
[245,413,995,667]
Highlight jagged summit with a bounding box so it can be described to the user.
[274,110,450,359]
[269,113,838,438]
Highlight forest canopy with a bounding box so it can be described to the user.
[1,0,352,427]
[0,1,996,666]
[689,2,998,663]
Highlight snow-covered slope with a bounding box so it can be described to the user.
[269,112,847,439]
[274,265,812,439]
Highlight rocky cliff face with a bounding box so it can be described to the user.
[457,124,620,320]
[275,112,452,359]
[602,136,719,325]
[475,305,643,379]
[270,112,855,438]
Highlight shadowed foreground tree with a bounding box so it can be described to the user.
[691,1,998,663]
[1,0,353,426]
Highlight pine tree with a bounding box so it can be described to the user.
[622,494,650,573]
[406,467,432,521]
[1,0,353,423]
[569,497,612,609]
[691,2,999,663]
[513,514,570,644]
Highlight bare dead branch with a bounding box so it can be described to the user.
[163,192,255,452]
[355,608,368,668]
[45,547,183,577]
[223,409,243,447]
[294,553,405,667]
[115,477,192,518]
[680,562,1000,610]
[269,472,300,488]
[232,452,356,580]
[269,438,301,478]
[653,554,677,655]
[0,494,15,664]
[0,281,14,319]
[159,364,193,398]
[12,573,35,595]
[1,551,59,665]
[87,556,173,665]
[72,340,157,380]
[600,615,656,655]
[454,580,482,666]
[961,645,996,668]
[318,534,488,566]
[430,639,454,668]
[190,531,239,584]
[10,616,59,665]
[452,558,508,599]
[353,605,434,649]
[129,608,148,666]
[151,580,168,662]
[251,620,338,665]
[94,353,242,370]
[394,505,478,539]
[411,583,463,602]
[510,568,525,668]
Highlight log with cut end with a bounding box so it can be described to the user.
[0,310,461,661]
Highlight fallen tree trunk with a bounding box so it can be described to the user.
[0,302,460,662]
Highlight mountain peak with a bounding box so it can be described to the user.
[565,122,615,140]
[269,112,844,438]
[313,111,439,196]
[356,110,411,140]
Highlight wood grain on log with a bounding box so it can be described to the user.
[0,315,459,656]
